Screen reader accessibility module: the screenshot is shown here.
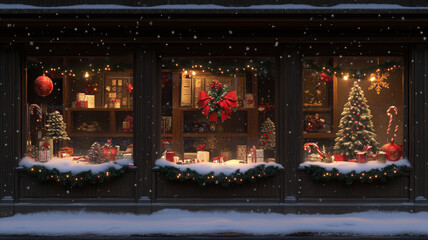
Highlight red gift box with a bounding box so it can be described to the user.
[356,152,367,163]
[61,147,73,156]
[334,153,346,161]
[165,151,175,162]
[77,100,88,108]
[102,147,117,161]
[213,156,225,163]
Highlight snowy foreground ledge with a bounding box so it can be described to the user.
[1,210,428,236]
[19,157,133,175]
[299,158,411,174]
[155,158,284,175]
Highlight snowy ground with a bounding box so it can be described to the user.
[1,210,428,236]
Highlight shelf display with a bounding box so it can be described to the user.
[301,56,407,176]
[161,58,276,166]
[24,56,134,169]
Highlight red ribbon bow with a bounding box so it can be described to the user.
[198,90,237,122]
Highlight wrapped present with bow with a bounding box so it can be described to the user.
[38,141,51,162]
[363,145,377,161]
[198,80,238,123]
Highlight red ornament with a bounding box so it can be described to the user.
[320,72,333,83]
[34,75,53,97]
[381,139,403,161]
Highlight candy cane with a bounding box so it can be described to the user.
[29,104,42,122]
[303,142,324,158]
[386,106,398,142]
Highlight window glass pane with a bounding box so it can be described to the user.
[302,56,404,164]
[161,58,276,164]
[25,56,133,164]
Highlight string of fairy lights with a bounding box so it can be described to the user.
[24,165,128,187]
[303,164,407,185]
[159,164,280,187]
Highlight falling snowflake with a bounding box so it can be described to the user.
[368,71,389,94]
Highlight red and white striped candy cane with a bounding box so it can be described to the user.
[29,104,42,122]
[303,142,324,158]
[386,106,398,141]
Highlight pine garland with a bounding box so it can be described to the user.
[158,164,280,187]
[22,165,128,187]
[303,164,408,185]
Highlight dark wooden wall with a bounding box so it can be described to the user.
[0,13,427,214]
[0,0,427,7]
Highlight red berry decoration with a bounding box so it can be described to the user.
[320,72,333,83]
[34,75,53,97]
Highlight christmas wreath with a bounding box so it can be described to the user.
[198,80,238,122]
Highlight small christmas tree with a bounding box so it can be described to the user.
[259,117,276,151]
[88,142,102,164]
[45,111,70,154]
[334,82,380,158]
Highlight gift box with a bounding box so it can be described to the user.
[77,100,88,108]
[334,153,346,161]
[236,145,247,160]
[38,150,50,162]
[86,95,95,108]
[61,147,73,156]
[377,151,387,163]
[173,156,180,163]
[102,147,117,161]
[256,149,264,163]
[114,99,121,108]
[165,151,175,162]
[220,151,232,161]
[184,152,197,161]
[356,151,367,163]
[76,93,86,102]
[213,156,225,163]
[197,151,210,162]
[39,138,53,160]
[58,151,70,158]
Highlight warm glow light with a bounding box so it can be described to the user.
[192,71,196,76]
[343,75,349,81]
[184,70,188,74]
[370,76,376,81]
[84,72,89,78]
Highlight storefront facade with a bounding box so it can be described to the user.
[1,1,428,216]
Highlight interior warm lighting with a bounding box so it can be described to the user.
[84,72,89,78]
[192,71,196,76]
[343,75,349,81]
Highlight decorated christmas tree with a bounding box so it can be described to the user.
[45,111,70,154]
[334,82,380,158]
[259,117,276,151]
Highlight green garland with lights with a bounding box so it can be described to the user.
[303,164,408,185]
[22,165,128,187]
[158,164,280,187]
[304,59,401,80]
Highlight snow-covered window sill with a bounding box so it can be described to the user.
[154,158,283,187]
[18,157,134,187]
[299,158,411,184]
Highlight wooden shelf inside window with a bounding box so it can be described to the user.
[303,107,332,113]
[161,133,173,137]
[182,132,248,137]
[68,108,133,112]
[68,132,133,138]
[303,133,336,139]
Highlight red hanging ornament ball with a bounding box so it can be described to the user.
[34,75,53,97]
[381,139,403,161]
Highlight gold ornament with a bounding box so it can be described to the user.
[368,70,389,95]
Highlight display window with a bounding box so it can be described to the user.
[20,56,134,186]
[300,56,410,183]
[157,58,281,186]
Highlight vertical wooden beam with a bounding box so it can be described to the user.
[0,45,20,216]
[279,45,302,203]
[134,46,159,203]
[412,45,428,203]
